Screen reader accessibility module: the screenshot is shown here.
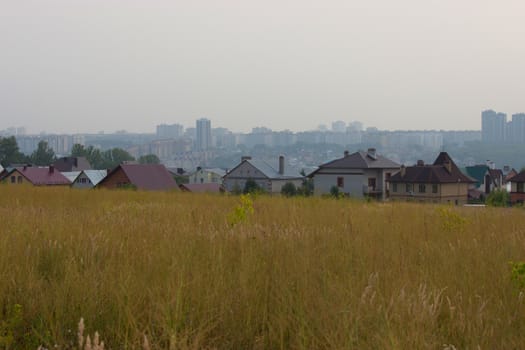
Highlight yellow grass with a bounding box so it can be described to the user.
[0,186,524,349]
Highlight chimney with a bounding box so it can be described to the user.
[49,165,54,174]
[344,150,350,157]
[417,160,424,166]
[400,165,406,177]
[241,156,252,162]
[23,165,27,171]
[367,148,377,159]
[486,160,495,170]
[279,155,285,175]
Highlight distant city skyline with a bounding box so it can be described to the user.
[2,1,525,134]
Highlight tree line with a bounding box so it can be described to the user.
[0,136,160,169]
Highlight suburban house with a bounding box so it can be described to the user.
[222,156,304,194]
[308,148,400,199]
[189,167,226,184]
[388,152,475,204]
[0,166,70,186]
[180,183,225,193]
[464,163,504,199]
[96,164,178,191]
[52,157,91,172]
[508,171,525,205]
[71,170,108,189]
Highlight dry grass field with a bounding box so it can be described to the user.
[1,186,524,349]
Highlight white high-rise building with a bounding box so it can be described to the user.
[196,118,212,150]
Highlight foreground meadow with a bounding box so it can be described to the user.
[0,186,524,349]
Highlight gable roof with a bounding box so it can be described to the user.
[464,165,489,187]
[99,164,178,191]
[508,170,525,183]
[245,159,303,180]
[309,150,399,177]
[224,158,303,180]
[7,166,71,186]
[62,171,82,183]
[52,157,91,172]
[180,183,224,193]
[79,170,107,186]
[389,152,475,184]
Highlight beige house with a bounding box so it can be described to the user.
[189,167,226,185]
[388,152,475,205]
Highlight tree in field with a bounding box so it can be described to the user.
[330,185,341,198]
[138,154,160,164]
[30,141,55,166]
[281,182,297,197]
[243,178,263,194]
[0,136,27,167]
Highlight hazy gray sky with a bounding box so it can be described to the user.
[1,0,524,134]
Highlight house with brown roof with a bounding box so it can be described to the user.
[308,148,400,200]
[0,166,70,186]
[388,152,475,205]
[96,164,178,191]
[508,171,525,205]
[52,157,91,172]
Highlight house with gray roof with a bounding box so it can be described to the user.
[308,148,400,200]
[223,156,304,194]
[71,170,108,189]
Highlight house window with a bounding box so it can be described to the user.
[10,176,16,184]
[368,178,376,190]
[406,183,413,193]
[392,183,397,193]
[518,183,524,193]
[17,176,22,184]
[419,184,426,193]
[432,184,438,193]
[337,177,344,188]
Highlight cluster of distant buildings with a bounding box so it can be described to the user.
[2,147,525,206]
[481,110,525,144]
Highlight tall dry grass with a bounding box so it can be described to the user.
[0,186,524,349]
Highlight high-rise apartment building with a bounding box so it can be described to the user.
[481,110,507,143]
[196,118,212,151]
[508,113,525,144]
[156,123,183,139]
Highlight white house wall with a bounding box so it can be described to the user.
[72,173,95,189]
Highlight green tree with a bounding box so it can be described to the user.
[281,182,297,197]
[330,185,341,198]
[100,148,135,169]
[70,143,87,157]
[30,141,55,166]
[0,136,27,167]
[243,178,263,194]
[138,154,160,164]
[486,189,510,207]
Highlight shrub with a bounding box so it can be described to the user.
[486,189,510,207]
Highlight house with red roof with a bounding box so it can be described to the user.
[0,166,70,186]
[388,152,475,205]
[96,164,178,191]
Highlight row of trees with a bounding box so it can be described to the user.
[0,136,160,169]
[0,137,55,167]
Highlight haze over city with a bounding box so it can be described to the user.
[2,0,525,134]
